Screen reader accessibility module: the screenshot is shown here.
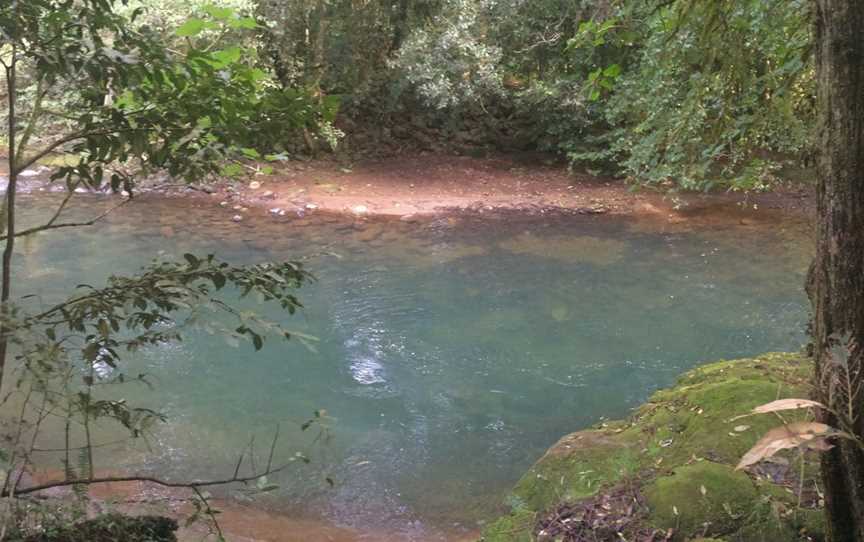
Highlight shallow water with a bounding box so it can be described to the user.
[13,193,812,540]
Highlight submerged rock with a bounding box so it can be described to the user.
[478,352,825,542]
[499,232,627,266]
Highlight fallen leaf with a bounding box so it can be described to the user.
[732,398,825,421]
[737,422,834,470]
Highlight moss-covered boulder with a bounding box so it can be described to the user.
[644,462,758,537]
[478,352,823,542]
[479,509,536,542]
[511,429,644,510]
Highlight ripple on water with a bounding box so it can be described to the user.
[14,194,811,540]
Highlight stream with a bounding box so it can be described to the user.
[13,192,811,540]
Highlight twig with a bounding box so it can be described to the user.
[192,486,225,541]
[0,197,131,241]
[5,461,293,497]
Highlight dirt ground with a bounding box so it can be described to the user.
[202,152,814,227]
[2,151,815,227]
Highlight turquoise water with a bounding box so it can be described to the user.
[13,194,811,540]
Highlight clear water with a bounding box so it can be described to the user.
[13,193,812,540]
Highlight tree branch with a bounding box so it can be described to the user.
[6,461,293,497]
[0,196,130,241]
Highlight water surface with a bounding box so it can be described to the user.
[13,193,811,540]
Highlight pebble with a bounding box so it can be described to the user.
[232,215,243,222]
[352,205,368,215]
[249,181,261,190]
[261,190,275,199]
[305,203,319,210]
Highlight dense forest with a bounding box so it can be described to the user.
[3,0,814,192]
[2,1,864,542]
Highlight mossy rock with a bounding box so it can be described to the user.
[24,514,178,542]
[477,509,536,542]
[645,461,758,538]
[479,352,821,542]
[635,352,812,466]
[792,509,826,542]
[511,428,644,511]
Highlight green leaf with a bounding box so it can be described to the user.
[211,47,243,67]
[176,18,207,37]
[603,64,622,78]
[221,163,244,177]
[203,4,234,20]
[229,17,258,29]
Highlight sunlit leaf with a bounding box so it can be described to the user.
[737,422,834,470]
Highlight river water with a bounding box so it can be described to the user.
[13,193,811,540]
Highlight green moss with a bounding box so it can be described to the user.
[792,509,826,541]
[634,352,812,466]
[645,461,758,538]
[477,509,536,542]
[511,429,645,510]
[480,352,821,542]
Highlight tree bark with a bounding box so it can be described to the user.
[811,1,864,540]
[0,50,18,394]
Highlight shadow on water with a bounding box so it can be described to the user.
[13,193,813,540]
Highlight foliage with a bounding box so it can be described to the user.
[2,0,817,190]
[1,0,334,186]
[248,0,814,191]
[23,514,178,542]
[578,0,814,191]
[0,255,312,500]
[0,1,326,537]
[392,1,504,110]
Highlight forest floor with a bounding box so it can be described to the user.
[202,152,815,226]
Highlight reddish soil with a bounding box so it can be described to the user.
[26,469,471,542]
[207,152,814,227]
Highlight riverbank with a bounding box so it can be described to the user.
[200,153,814,223]
[2,152,814,227]
[477,352,824,542]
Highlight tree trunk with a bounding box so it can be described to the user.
[0,51,18,394]
[810,1,864,540]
